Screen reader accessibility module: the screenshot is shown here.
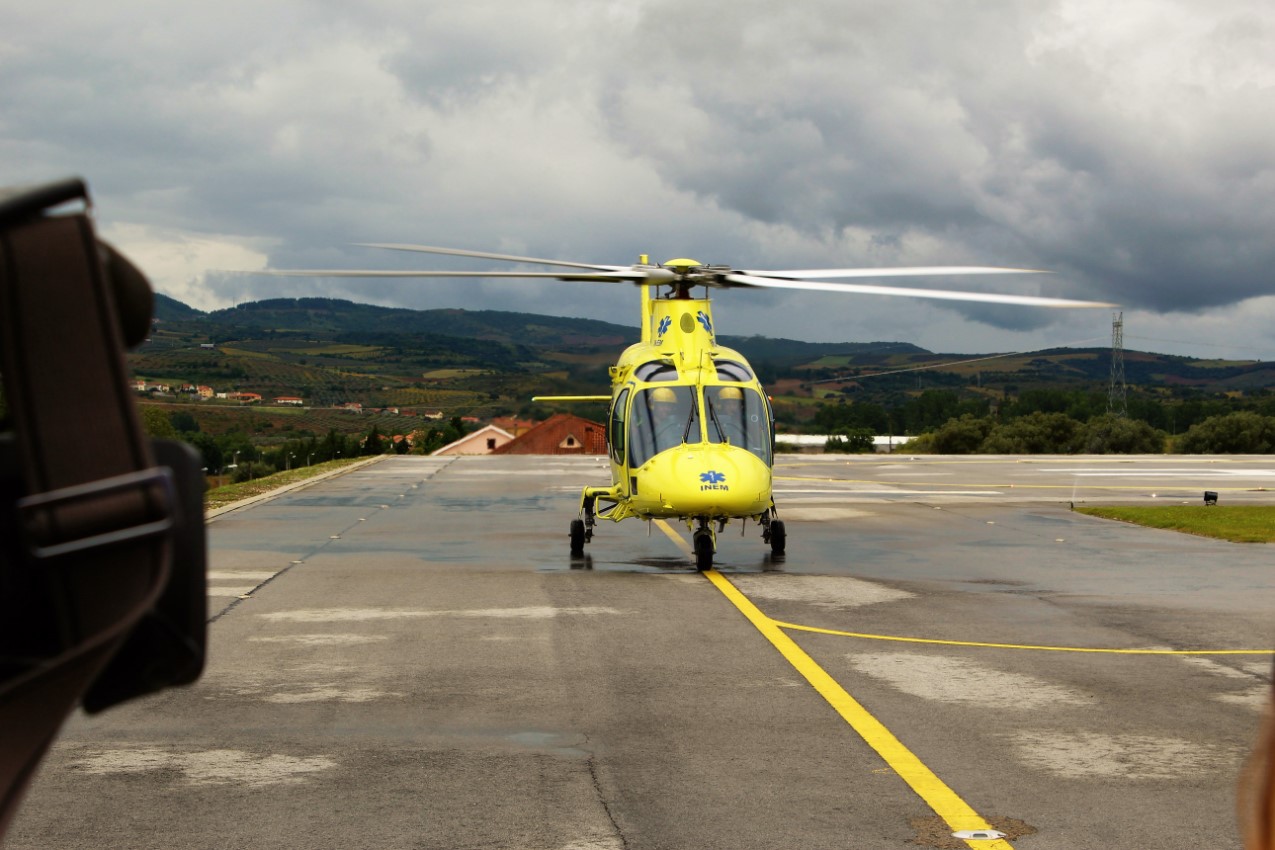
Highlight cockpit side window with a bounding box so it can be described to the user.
[704,385,772,463]
[609,388,629,466]
[628,385,699,466]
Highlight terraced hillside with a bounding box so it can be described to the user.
[135,296,1275,435]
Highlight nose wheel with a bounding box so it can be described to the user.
[761,510,786,555]
[691,519,717,571]
[693,528,715,571]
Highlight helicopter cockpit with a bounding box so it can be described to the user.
[703,385,772,463]
[622,382,772,468]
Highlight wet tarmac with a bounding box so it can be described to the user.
[8,453,1275,849]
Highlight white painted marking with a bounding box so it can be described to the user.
[261,606,623,623]
[730,575,914,608]
[249,634,390,646]
[779,507,877,521]
[1217,688,1269,710]
[1178,656,1257,680]
[882,472,955,477]
[208,571,277,581]
[848,652,1093,709]
[1042,468,1275,478]
[207,586,260,597]
[265,687,399,703]
[1175,657,1271,710]
[71,747,336,786]
[1008,731,1235,779]
[1239,660,1274,678]
[480,634,550,642]
[452,469,593,476]
[557,839,625,850]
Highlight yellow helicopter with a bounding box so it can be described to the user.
[264,244,1112,569]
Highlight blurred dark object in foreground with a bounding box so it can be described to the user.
[0,177,207,838]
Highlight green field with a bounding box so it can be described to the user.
[1076,505,1275,543]
[285,344,386,357]
[421,368,487,379]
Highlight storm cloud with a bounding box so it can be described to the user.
[3,0,1273,356]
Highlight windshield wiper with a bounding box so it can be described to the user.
[705,397,727,443]
[682,399,699,443]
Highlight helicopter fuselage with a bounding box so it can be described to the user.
[581,291,777,527]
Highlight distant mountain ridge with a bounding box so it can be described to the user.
[137,293,1275,423]
[153,293,205,321]
[152,295,928,357]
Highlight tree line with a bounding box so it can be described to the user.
[141,408,472,480]
[813,388,1275,454]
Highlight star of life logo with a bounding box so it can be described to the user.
[696,311,713,334]
[699,470,729,491]
[654,314,672,344]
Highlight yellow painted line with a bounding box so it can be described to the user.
[774,475,1255,492]
[774,621,1275,655]
[655,518,694,557]
[774,475,1010,486]
[778,457,1259,467]
[702,568,1013,849]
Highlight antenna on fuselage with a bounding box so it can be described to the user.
[639,254,653,342]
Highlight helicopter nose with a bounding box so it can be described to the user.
[658,445,772,517]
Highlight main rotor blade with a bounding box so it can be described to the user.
[741,265,1048,279]
[722,273,1116,308]
[251,268,657,283]
[355,243,626,272]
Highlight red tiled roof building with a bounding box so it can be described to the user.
[492,413,607,455]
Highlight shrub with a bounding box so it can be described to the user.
[1074,413,1165,453]
[1177,412,1275,453]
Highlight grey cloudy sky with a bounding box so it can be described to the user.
[4,0,1274,357]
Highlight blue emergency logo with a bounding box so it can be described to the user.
[657,315,672,336]
[699,470,729,491]
[696,311,713,334]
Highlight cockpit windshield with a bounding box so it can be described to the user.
[627,384,771,466]
[704,386,772,463]
[628,386,698,466]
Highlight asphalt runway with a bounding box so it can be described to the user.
[7,454,1275,849]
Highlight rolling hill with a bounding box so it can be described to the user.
[134,295,1275,435]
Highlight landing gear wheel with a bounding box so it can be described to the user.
[769,520,786,555]
[569,519,586,555]
[694,530,714,571]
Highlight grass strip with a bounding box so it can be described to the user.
[1076,505,1275,543]
[205,458,368,510]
